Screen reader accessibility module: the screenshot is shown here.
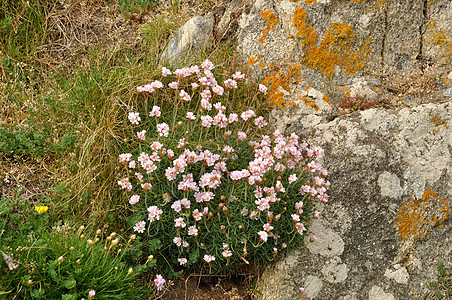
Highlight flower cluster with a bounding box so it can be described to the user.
[118,60,328,273]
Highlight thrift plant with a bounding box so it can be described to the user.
[118,60,329,276]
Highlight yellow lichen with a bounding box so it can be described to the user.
[294,7,370,77]
[397,190,450,240]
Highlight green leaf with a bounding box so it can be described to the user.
[64,278,77,289]
[62,294,77,300]
[148,239,162,252]
[31,289,45,299]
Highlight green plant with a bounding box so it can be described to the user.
[117,0,158,19]
[0,223,149,299]
[118,60,329,277]
[0,121,77,158]
[427,262,452,299]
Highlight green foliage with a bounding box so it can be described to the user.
[0,121,77,158]
[0,223,149,299]
[428,262,452,299]
[118,0,159,18]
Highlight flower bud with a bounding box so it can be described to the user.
[94,238,99,243]
[106,236,111,241]
[111,238,119,246]
[58,256,64,264]
[110,232,116,238]
[79,226,85,231]
[218,203,224,208]
[28,279,33,285]
[128,268,133,275]
[76,259,81,264]
[130,234,136,241]
[208,212,214,218]
[69,247,75,252]
[87,239,94,246]
[96,229,101,235]
[80,234,85,239]
[220,225,226,231]
[115,266,119,271]
[220,195,226,201]
[238,225,243,230]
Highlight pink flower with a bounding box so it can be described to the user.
[161,67,172,77]
[240,110,256,121]
[180,198,191,209]
[118,178,132,191]
[135,172,143,181]
[173,237,182,246]
[174,217,186,228]
[313,210,320,219]
[228,113,238,123]
[149,106,161,117]
[213,102,226,112]
[186,112,196,120]
[259,84,268,94]
[147,206,163,222]
[129,195,140,205]
[188,226,198,236]
[295,222,306,234]
[178,258,187,265]
[179,89,191,101]
[291,214,300,222]
[201,99,212,110]
[201,59,214,70]
[254,116,267,128]
[128,112,140,125]
[203,254,215,263]
[154,274,166,291]
[133,221,146,233]
[119,153,132,163]
[141,182,152,191]
[192,209,202,221]
[88,290,96,298]
[224,79,238,89]
[232,71,245,80]
[191,82,200,89]
[288,174,298,184]
[258,231,268,242]
[171,200,182,212]
[223,146,234,154]
[212,85,224,95]
[201,115,213,128]
[237,131,247,140]
[128,161,136,169]
[309,235,317,242]
[213,113,228,128]
[182,241,189,248]
[137,130,146,140]
[169,81,179,89]
[263,223,274,232]
[156,123,169,137]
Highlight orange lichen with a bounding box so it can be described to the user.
[259,10,279,49]
[396,190,450,240]
[431,114,448,134]
[426,20,452,65]
[294,7,370,77]
[262,64,309,109]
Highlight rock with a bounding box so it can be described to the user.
[236,0,452,105]
[257,102,452,299]
[161,16,213,65]
[444,87,452,97]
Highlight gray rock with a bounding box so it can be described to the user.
[257,102,452,299]
[444,87,452,97]
[236,0,452,103]
[161,16,213,65]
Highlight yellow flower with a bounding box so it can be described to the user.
[34,206,48,214]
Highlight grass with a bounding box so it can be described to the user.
[0,0,272,297]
